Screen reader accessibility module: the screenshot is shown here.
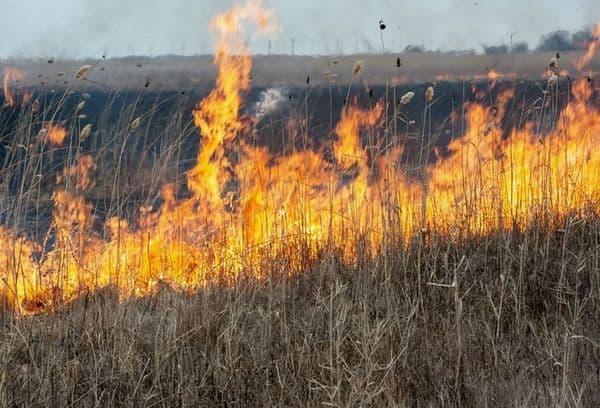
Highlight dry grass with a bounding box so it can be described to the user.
[1,226,599,406]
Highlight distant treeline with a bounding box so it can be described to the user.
[401,26,597,56]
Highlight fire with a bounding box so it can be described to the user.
[576,24,600,71]
[420,82,600,236]
[334,103,383,170]
[188,0,278,203]
[39,123,68,146]
[486,68,501,81]
[433,69,515,83]
[1,5,600,313]
[2,67,26,107]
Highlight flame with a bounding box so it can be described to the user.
[335,102,383,170]
[1,4,600,313]
[486,68,503,83]
[2,67,26,107]
[433,70,515,83]
[576,24,600,71]
[40,123,68,146]
[188,0,278,203]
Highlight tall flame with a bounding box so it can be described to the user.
[188,0,278,203]
[576,24,600,71]
[2,67,26,107]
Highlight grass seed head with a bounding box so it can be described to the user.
[400,91,415,105]
[75,65,93,80]
[425,85,434,102]
[80,124,92,141]
[131,117,141,129]
[353,60,364,77]
[548,57,558,74]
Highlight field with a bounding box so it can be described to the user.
[4,50,600,91]
[1,2,600,407]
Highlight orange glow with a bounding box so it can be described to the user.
[1,6,600,314]
[40,123,68,146]
[434,69,516,83]
[486,68,501,81]
[335,102,383,170]
[2,67,26,107]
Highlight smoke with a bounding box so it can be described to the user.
[537,31,576,51]
[0,0,598,57]
[253,87,287,121]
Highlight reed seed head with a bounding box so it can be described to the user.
[80,124,92,141]
[400,91,415,105]
[131,117,141,129]
[353,60,364,77]
[75,65,93,80]
[425,85,434,102]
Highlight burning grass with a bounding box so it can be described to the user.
[0,1,599,405]
[1,38,600,313]
[1,226,600,406]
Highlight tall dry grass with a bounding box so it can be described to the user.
[1,228,599,406]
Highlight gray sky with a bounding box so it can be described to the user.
[1,0,599,58]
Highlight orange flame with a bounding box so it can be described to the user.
[40,123,68,146]
[434,69,515,84]
[2,67,26,107]
[335,102,383,170]
[576,24,600,71]
[188,0,278,203]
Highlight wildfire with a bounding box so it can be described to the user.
[188,0,278,203]
[0,5,600,314]
[576,24,600,71]
[2,67,26,107]
[39,123,68,146]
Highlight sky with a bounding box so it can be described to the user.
[0,0,599,58]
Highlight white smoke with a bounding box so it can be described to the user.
[254,87,286,121]
[0,0,597,57]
